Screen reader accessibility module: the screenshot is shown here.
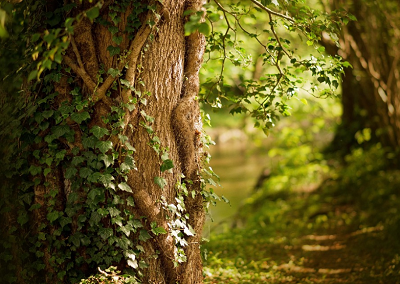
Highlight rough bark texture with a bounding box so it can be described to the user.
[24,0,207,283]
[323,0,400,155]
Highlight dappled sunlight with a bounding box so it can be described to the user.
[303,234,337,241]
[301,244,346,251]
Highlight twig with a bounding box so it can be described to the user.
[250,0,294,22]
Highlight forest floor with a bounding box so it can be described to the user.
[202,153,400,283]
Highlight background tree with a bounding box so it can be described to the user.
[0,0,351,283]
[322,0,400,157]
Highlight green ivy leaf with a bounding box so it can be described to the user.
[112,35,123,45]
[154,176,167,189]
[47,211,59,222]
[99,174,115,189]
[151,226,167,235]
[90,126,109,139]
[82,136,97,149]
[126,197,135,207]
[42,110,54,119]
[107,45,121,56]
[139,229,152,241]
[71,156,85,166]
[118,182,133,193]
[99,154,113,168]
[52,125,70,138]
[79,167,93,178]
[107,68,120,78]
[160,159,174,172]
[127,259,138,269]
[71,111,90,124]
[108,207,121,217]
[86,6,99,21]
[96,140,113,154]
[28,70,38,82]
[65,167,77,179]
[44,168,51,176]
[99,228,113,240]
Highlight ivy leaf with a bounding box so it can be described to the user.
[42,110,54,119]
[17,212,29,225]
[198,22,211,36]
[127,259,138,269]
[90,126,109,139]
[112,35,123,45]
[52,125,70,138]
[160,159,174,172]
[71,156,85,166]
[47,211,59,223]
[118,182,133,193]
[151,226,167,235]
[139,229,152,242]
[126,197,135,207]
[154,176,167,189]
[86,6,99,21]
[96,140,113,154]
[44,168,51,176]
[99,174,115,189]
[88,188,101,200]
[28,70,38,82]
[65,167,77,179]
[79,167,93,178]
[82,136,97,149]
[99,154,114,168]
[108,207,121,217]
[107,68,120,78]
[107,45,121,56]
[71,111,90,124]
[99,228,113,240]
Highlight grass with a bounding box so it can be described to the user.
[202,145,400,283]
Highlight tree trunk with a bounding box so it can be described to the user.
[324,0,400,155]
[2,1,207,283]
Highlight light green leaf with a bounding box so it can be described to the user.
[118,182,133,193]
[86,6,99,21]
[152,226,167,235]
[154,176,167,189]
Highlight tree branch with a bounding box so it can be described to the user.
[63,55,96,92]
[250,0,295,22]
[121,14,154,104]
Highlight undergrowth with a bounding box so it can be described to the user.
[203,144,400,283]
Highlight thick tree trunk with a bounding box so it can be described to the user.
[324,0,400,155]
[4,1,207,283]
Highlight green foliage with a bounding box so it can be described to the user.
[200,0,353,134]
[203,130,400,284]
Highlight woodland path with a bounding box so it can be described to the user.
[203,194,400,284]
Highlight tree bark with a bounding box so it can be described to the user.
[4,0,207,283]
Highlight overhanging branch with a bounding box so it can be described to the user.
[250,0,295,22]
